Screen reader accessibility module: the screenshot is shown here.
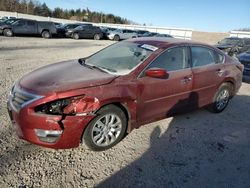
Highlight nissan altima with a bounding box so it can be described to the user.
[7,38,243,151]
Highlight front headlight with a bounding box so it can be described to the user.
[35,98,71,115]
[34,95,100,116]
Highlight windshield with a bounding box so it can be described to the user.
[219,38,240,45]
[113,29,121,33]
[85,41,155,75]
[4,19,17,24]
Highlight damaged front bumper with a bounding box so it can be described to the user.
[7,85,97,149]
[7,101,95,149]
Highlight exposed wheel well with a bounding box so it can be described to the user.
[224,81,235,96]
[41,29,49,34]
[97,103,130,123]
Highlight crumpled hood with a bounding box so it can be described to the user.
[19,60,117,95]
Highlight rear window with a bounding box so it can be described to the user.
[27,21,35,26]
[191,46,217,67]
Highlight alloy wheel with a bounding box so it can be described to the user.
[91,114,122,147]
[215,89,230,110]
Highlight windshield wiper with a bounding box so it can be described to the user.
[97,66,117,73]
[78,58,117,73]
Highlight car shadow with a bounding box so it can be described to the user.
[97,94,250,188]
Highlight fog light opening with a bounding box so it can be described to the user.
[35,129,63,143]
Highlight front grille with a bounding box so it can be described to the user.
[9,85,43,112]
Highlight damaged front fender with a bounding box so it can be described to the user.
[35,95,101,116]
[63,96,100,116]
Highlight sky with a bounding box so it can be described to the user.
[39,0,250,32]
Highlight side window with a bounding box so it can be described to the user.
[147,47,189,71]
[81,26,87,30]
[15,20,26,26]
[191,46,216,67]
[68,25,76,29]
[215,52,224,64]
[27,21,35,26]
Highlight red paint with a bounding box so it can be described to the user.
[7,38,243,149]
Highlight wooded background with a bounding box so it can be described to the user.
[0,0,132,24]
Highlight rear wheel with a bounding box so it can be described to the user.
[72,33,80,40]
[83,105,127,151]
[114,35,120,41]
[94,33,101,40]
[208,83,232,113]
[3,29,13,37]
[41,30,51,39]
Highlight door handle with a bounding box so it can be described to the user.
[181,76,192,84]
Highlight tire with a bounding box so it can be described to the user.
[94,33,101,40]
[207,83,232,113]
[83,105,127,151]
[113,35,120,41]
[72,33,79,40]
[3,29,13,37]
[41,30,51,39]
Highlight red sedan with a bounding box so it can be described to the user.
[7,38,243,151]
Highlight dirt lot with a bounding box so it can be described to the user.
[0,36,250,188]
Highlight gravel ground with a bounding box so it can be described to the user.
[0,36,250,188]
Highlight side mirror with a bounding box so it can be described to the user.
[145,68,168,79]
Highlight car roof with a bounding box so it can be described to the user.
[128,37,211,49]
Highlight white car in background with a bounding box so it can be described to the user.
[107,29,138,41]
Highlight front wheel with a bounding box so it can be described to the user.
[94,33,101,40]
[41,30,51,39]
[3,29,13,37]
[83,105,127,151]
[208,83,232,113]
[113,35,120,41]
[72,33,80,40]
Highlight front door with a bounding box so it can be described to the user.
[13,20,27,34]
[137,46,193,124]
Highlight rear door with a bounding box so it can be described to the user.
[190,45,225,107]
[137,46,193,124]
[120,30,126,39]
